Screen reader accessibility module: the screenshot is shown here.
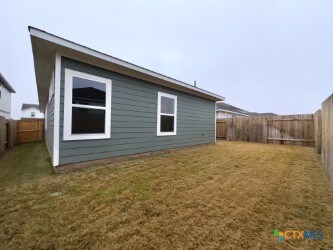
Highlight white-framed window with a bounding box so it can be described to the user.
[31,111,35,117]
[63,69,112,141]
[157,92,177,136]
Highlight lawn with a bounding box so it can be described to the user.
[0,141,332,249]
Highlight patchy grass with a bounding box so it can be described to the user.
[0,141,333,249]
[0,142,53,186]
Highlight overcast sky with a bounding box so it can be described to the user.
[1,0,333,119]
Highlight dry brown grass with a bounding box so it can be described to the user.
[0,141,333,249]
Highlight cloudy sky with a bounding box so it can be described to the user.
[1,0,332,119]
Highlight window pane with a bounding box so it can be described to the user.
[72,77,106,107]
[160,115,174,132]
[161,96,175,114]
[72,107,105,134]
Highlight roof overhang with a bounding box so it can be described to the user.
[0,73,16,93]
[29,26,224,111]
[21,107,40,111]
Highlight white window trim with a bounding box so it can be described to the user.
[63,69,112,141]
[157,92,177,136]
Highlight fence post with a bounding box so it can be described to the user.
[266,118,269,143]
[321,94,333,188]
[8,120,17,148]
[314,110,322,154]
[0,116,5,153]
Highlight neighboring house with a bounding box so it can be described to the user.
[216,102,277,119]
[29,27,224,168]
[0,73,16,119]
[216,102,250,119]
[21,104,45,119]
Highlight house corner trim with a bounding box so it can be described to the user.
[53,53,61,167]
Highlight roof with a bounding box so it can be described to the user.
[216,102,277,117]
[216,102,251,116]
[249,112,277,117]
[0,73,16,93]
[29,27,224,111]
[21,103,40,110]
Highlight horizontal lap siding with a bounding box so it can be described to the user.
[45,96,54,159]
[59,57,215,165]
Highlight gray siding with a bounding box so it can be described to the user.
[59,57,215,165]
[45,95,54,159]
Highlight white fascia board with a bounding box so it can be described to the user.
[29,27,224,101]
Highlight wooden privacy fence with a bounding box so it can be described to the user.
[16,119,44,144]
[0,117,45,154]
[267,115,314,146]
[216,114,315,146]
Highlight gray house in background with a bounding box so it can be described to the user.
[21,103,45,119]
[216,101,277,119]
[0,73,16,119]
[216,102,250,119]
[29,27,224,168]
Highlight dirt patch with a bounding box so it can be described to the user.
[0,141,332,248]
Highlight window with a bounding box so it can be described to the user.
[157,92,177,136]
[63,69,111,141]
[31,112,35,118]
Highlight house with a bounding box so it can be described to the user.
[21,103,45,119]
[216,101,277,119]
[216,101,250,119]
[0,73,16,119]
[29,27,224,168]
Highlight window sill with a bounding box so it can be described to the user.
[63,133,110,141]
[157,132,177,136]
